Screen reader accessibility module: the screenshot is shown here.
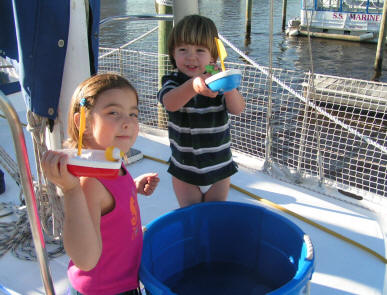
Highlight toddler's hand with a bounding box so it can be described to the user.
[212,63,221,73]
[205,64,220,75]
[136,173,160,196]
[192,76,218,98]
[41,150,80,193]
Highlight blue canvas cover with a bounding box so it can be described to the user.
[0,1,20,95]
[0,0,100,120]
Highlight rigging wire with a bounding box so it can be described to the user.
[303,0,325,185]
[264,0,275,171]
[218,35,387,155]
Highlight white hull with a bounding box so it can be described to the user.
[287,3,384,42]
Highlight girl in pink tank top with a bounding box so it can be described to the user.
[42,74,159,295]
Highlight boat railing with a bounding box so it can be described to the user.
[100,14,173,27]
[0,90,55,294]
[98,19,386,210]
[99,14,173,60]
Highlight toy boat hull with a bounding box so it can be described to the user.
[67,164,120,179]
[205,69,242,92]
[61,149,122,178]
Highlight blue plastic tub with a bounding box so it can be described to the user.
[140,202,315,295]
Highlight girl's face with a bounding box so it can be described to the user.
[173,44,214,77]
[85,88,139,153]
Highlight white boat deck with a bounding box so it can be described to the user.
[0,93,386,295]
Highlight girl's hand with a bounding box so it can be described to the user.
[41,150,80,193]
[135,173,160,196]
[192,75,218,98]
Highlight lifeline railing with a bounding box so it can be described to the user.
[98,19,387,210]
[99,14,173,26]
[0,90,55,295]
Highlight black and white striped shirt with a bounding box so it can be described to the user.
[157,71,238,186]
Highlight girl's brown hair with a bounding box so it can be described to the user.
[168,15,219,68]
[65,73,138,148]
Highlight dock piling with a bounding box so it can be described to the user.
[372,0,387,81]
[282,0,288,31]
[245,0,252,47]
[155,0,173,128]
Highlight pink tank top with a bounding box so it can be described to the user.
[68,166,143,295]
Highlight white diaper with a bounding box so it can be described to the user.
[199,185,212,194]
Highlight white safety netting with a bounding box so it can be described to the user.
[99,25,386,209]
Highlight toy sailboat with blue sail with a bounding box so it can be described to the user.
[205,38,242,93]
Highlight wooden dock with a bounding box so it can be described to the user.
[303,74,387,113]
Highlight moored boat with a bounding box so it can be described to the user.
[286,0,384,42]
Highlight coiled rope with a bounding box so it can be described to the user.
[26,110,64,238]
[0,111,65,260]
[0,202,63,260]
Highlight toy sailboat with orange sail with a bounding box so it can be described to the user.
[64,98,124,179]
[205,37,242,93]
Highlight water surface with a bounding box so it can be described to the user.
[100,0,387,82]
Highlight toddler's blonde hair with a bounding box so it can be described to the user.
[168,15,219,68]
